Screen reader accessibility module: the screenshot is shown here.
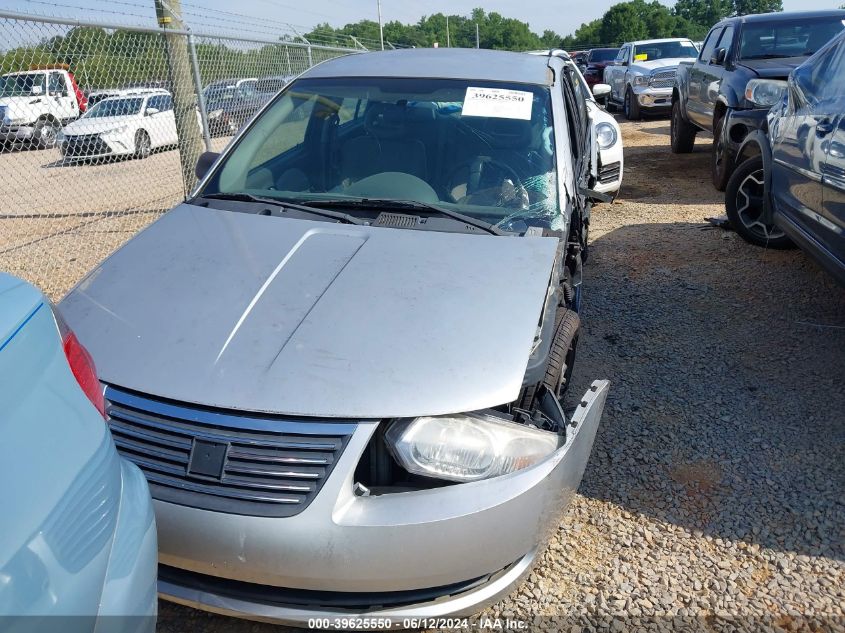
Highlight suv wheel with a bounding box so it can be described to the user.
[725,156,793,249]
[34,118,60,149]
[711,114,731,191]
[624,87,640,120]
[670,100,696,153]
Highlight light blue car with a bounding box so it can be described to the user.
[0,273,158,633]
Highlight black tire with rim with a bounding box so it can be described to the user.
[624,86,640,120]
[670,99,696,153]
[134,130,151,159]
[34,118,60,149]
[519,308,580,409]
[711,113,731,191]
[725,156,793,249]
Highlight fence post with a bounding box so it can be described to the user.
[285,45,292,74]
[187,31,212,152]
[307,45,313,68]
[154,0,204,195]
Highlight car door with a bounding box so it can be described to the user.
[48,71,76,121]
[819,40,845,268]
[699,26,734,126]
[608,45,629,102]
[143,95,164,147]
[771,42,839,245]
[688,27,723,127]
[159,94,178,146]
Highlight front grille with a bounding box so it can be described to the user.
[105,386,355,517]
[62,133,110,156]
[598,161,621,184]
[650,70,676,89]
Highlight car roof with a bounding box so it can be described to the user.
[302,49,553,85]
[716,9,845,25]
[98,90,168,102]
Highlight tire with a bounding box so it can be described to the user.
[711,113,731,191]
[624,86,640,120]
[519,308,581,408]
[670,99,696,153]
[725,156,793,249]
[34,118,60,149]
[134,130,151,159]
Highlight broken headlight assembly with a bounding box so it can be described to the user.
[385,413,560,483]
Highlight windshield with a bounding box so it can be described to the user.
[0,73,46,97]
[589,49,619,62]
[739,17,845,60]
[633,41,698,61]
[202,77,560,228]
[205,85,237,102]
[83,97,144,118]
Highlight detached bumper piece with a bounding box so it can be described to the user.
[104,385,354,518]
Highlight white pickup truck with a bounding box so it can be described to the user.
[603,38,699,119]
[0,66,87,149]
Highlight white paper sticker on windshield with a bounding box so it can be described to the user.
[461,87,533,120]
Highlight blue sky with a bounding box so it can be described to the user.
[5,0,839,40]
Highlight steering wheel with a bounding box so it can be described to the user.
[447,157,527,206]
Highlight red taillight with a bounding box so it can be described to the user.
[52,306,106,418]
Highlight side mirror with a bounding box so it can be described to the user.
[592,83,611,98]
[195,151,220,181]
[146,107,160,116]
[710,47,727,65]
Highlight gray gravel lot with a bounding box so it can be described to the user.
[157,119,844,632]
[4,117,843,632]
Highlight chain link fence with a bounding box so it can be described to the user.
[0,10,357,298]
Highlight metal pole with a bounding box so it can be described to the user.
[307,45,313,67]
[446,16,450,48]
[476,22,480,49]
[187,32,212,152]
[154,0,204,194]
[377,0,384,51]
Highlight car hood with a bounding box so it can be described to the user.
[633,58,687,72]
[60,204,559,419]
[62,115,140,135]
[737,56,807,78]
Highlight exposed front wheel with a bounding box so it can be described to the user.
[134,130,151,159]
[724,156,793,249]
[670,100,696,153]
[624,87,640,120]
[519,308,580,409]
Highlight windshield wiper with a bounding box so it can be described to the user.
[196,192,365,225]
[742,53,787,60]
[297,198,505,236]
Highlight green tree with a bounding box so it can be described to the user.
[733,0,782,15]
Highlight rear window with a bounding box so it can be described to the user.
[739,17,845,60]
[589,49,619,62]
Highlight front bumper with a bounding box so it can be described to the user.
[155,381,609,624]
[0,124,35,142]
[633,86,673,110]
[60,133,133,159]
[723,107,768,167]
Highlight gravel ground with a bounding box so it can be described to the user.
[157,118,844,632]
[5,115,843,631]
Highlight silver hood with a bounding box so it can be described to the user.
[61,204,559,418]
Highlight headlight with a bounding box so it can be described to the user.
[745,79,787,108]
[385,413,560,483]
[596,122,618,150]
[633,75,649,87]
[208,108,223,119]
[103,125,129,135]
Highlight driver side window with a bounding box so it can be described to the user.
[700,27,723,62]
[616,46,629,64]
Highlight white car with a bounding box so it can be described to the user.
[58,90,178,160]
[530,50,624,198]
